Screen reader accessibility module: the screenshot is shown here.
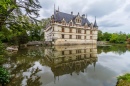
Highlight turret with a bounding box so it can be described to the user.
[93,16,98,29]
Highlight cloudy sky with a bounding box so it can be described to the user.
[38,0,130,33]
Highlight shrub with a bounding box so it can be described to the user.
[118,73,130,81]
[0,67,10,85]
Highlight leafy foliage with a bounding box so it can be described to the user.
[97,30,103,41]
[127,38,130,44]
[0,41,5,54]
[0,0,41,30]
[98,31,127,43]
[118,73,130,81]
[0,15,47,46]
[117,73,130,86]
[0,67,10,85]
[0,41,6,65]
[103,32,111,41]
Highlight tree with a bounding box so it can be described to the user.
[118,32,127,43]
[109,32,127,43]
[98,30,103,41]
[110,33,118,43]
[0,0,41,30]
[28,18,49,41]
[103,32,111,41]
[29,22,42,41]
[127,38,130,44]
[127,34,130,38]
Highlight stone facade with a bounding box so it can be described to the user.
[45,8,98,45]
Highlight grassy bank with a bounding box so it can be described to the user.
[116,73,130,86]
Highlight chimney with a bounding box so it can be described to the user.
[71,11,73,15]
[82,14,85,18]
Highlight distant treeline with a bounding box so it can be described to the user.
[98,30,130,43]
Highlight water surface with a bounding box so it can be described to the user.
[3,45,130,86]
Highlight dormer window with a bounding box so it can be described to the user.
[75,17,81,24]
[90,23,93,29]
[78,19,80,23]
[69,20,73,26]
[62,18,66,25]
[84,23,88,28]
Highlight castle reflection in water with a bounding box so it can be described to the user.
[44,45,97,79]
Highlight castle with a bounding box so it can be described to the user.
[45,7,98,45]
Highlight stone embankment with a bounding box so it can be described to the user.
[6,46,18,52]
[97,41,108,46]
[27,41,43,46]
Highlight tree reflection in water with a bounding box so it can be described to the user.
[3,46,45,86]
[7,67,42,86]
[97,45,128,55]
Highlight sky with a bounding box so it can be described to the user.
[38,0,130,33]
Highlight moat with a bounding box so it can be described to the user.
[3,45,130,86]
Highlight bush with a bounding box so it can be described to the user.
[0,41,5,54]
[117,73,130,86]
[127,38,130,44]
[118,73,130,81]
[0,67,10,85]
[0,41,6,64]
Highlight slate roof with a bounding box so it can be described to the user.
[93,17,98,27]
[54,11,91,26]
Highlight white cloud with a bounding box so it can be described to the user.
[38,0,130,33]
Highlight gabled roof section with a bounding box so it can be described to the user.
[54,11,91,25]
[54,11,74,23]
[81,17,90,26]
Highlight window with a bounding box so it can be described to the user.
[90,31,92,34]
[84,30,86,34]
[69,35,72,39]
[76,19,78,22]
[62,51,64,55]
[76,35,81,39]
[69,50,72,54]
[77,35,81,39]
[84,36,86,39]
[77,30,81,33]
[53,27,54,31]
[84,54,86,58]
[79,30,81,33]
[70,28,72,33]
[62,27,64,32]
[76,50,81,53]
[62,20,66,25]
[84,49,86,53]
[62,34,64,38]
[90,36,92,39]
